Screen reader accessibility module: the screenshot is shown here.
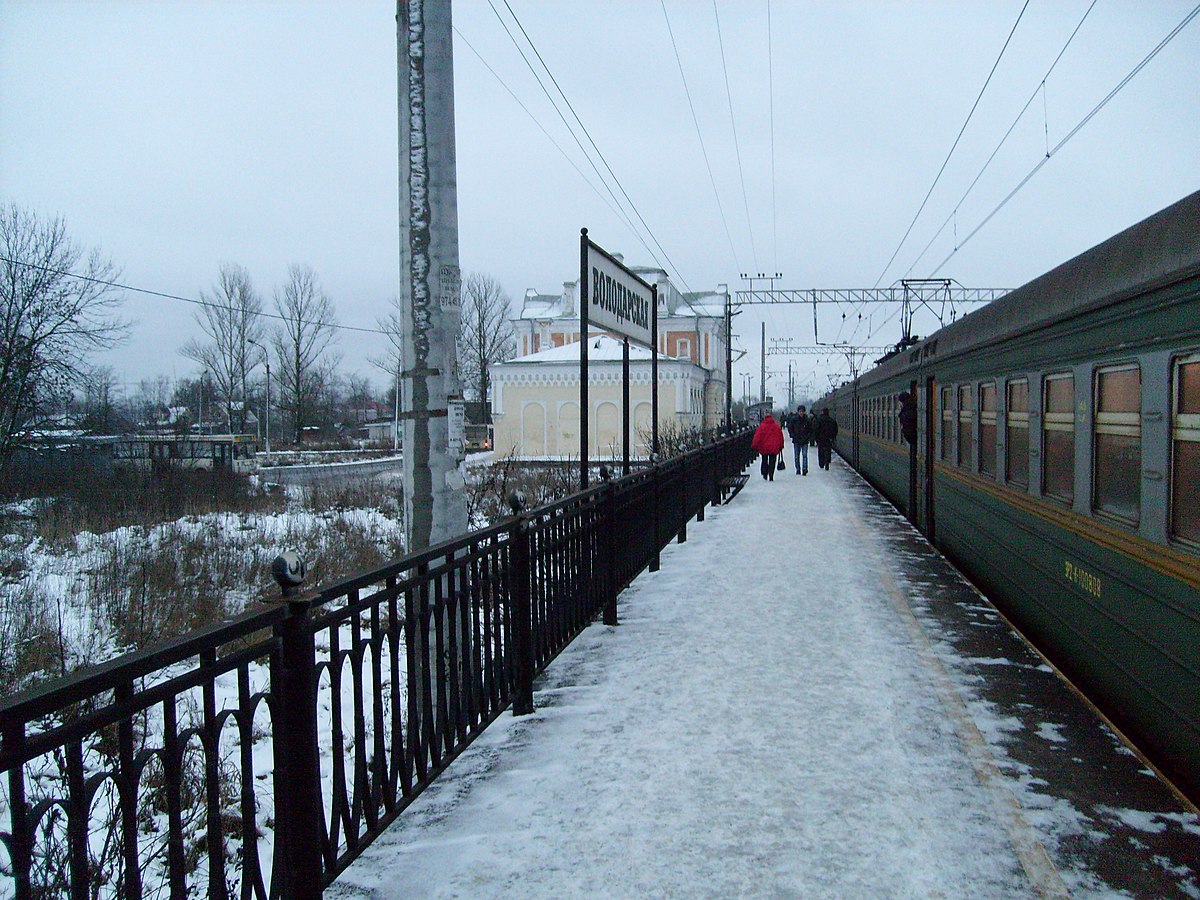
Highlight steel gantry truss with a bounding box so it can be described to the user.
[735,278,1009,350]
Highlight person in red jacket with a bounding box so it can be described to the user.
[751,413,785,481]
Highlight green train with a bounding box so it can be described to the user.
[820,190,1200,804]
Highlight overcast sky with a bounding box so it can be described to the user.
[2,1,1197,404]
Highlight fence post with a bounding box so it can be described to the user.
[273,596,324,900]
[603,482,618,625]
[649,459,661,572]
[677,453,688,544]
[510,514,535,715]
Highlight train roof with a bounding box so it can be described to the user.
[853,189,1200,390]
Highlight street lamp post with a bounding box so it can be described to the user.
[250,341,271,454]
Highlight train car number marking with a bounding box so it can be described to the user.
[1064,560,1102,598]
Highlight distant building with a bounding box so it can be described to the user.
[510,260,729,428]
[490,335,707,459]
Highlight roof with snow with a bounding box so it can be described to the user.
[497,334,688,365]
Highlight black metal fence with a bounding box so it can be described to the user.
[0,429,753,899]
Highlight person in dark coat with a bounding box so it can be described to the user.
[751,413,785,481]
[786,404,814,475]
[898,391,918,446]
[814,408,839,470]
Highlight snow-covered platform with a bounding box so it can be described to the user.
[330,457,1199,898]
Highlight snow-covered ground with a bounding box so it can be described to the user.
[328,459,1166,899]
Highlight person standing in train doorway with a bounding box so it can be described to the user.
[815,408,839,470]
[786,404,814,475]
[898,391,918,446]
[751,412,785,481]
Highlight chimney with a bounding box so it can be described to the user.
[562,281,575,316]
[658,275,675,315]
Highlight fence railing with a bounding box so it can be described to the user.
[0,428,753,899]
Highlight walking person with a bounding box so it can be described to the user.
[786,404,814,475]
[815,408,839,470]
[751,412,785,481]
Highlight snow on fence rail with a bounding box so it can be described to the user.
[0,429,753,899]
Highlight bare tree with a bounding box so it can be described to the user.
[0,204,127,464]
[456,273,515,419]
[181,263,264,433]
[272,265,339,443]
[79,365,121,434]
[369,295,404,446]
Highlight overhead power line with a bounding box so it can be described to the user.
[494,0,693,293]
[713,0,760,272]
[484,1,648,256]
[661,0,742,275]
[1,255,384,336]
[453,26,638,237]
[873,0,1031,288]
[931,2,1200,274]
[903,0,1099,277]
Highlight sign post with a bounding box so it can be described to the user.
[579,231,655,488]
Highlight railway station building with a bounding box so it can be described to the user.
[507,260,730,436]
[489,335,709,459]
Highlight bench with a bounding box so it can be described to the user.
[718,474,749,504]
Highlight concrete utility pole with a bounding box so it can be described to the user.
[760,322,767,404]
[398,0,467,551]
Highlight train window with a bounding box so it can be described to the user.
[978,383,997,476]
[1006,380,1029,487]
[940,387,952,460]
[1043,374,1074,503]
[1170,356,1200,546]
[957,385,975,468]
[1093,364,1141,524]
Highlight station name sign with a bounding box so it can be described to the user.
[585,240,653,347]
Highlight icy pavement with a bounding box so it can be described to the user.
[330,457,1199,899]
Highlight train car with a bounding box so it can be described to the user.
[819,190,1200,803]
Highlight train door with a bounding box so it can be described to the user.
[923,375,937,541]
[907,379,918,525]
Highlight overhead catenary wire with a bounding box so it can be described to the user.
[483,1,651,262]
[873,0,1032,288]
[453,25,638,239]
[931,2,1200,274]
[713,0,760,273]
[660,0,742,275]
[902,0,1099,278]
[494,0,694,293]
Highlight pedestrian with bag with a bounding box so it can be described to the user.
[815,408,839,470]
[786,404,814,475]
[751,412,785,481]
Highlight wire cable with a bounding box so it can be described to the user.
[902,0,1098,277]
[496,0,694,293]
[2,255,384,335]
[660,0,742,274]
[931,2,1200,274]
[453,25,636,236]
[873,0,1031,288]
[484,1,649,258]
[713,0,760,272]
